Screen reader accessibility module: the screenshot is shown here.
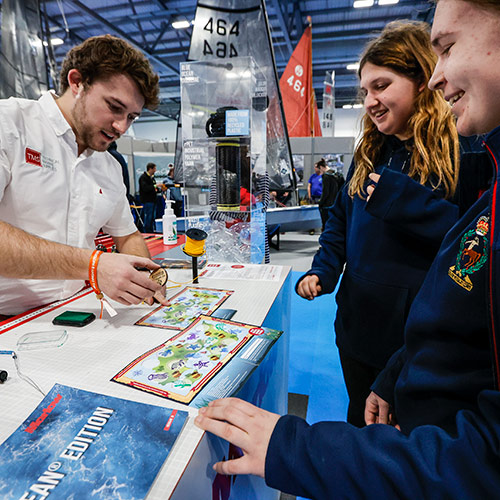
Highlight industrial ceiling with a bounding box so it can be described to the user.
[0,0,434,119]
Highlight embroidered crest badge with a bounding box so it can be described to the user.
[448,215,489,291]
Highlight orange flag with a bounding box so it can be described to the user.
[280,25,322,137]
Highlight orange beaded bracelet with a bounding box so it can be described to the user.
[88,249,104,299]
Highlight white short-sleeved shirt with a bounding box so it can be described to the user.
[0,93,137,314]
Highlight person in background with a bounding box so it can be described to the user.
[0,35,168,318]
[138,162,160,233]
[163,163,183,217]
[107,140,132,203]
[318,166,343,230]
[307,159,325,203]
[269,190,292,207]
[296,20,461,427]
[195,2,500,497]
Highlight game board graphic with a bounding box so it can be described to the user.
[136,286,233,330]
[113,315,266,404]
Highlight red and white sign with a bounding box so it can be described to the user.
[249,327,264,336]
[164,409,178,431]
[25,147,42,167]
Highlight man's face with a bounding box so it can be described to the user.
[71,73,144,152]
[429,0,500,136]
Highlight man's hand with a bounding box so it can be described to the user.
[365,391,399,428]
[97,253,164,305]
[143,286,170,307]
[297,274,322,300]
[366,173,381,201]
[109,231,169,306]
[194,398,280,477]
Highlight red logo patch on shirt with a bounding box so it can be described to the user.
[25,148,42,167]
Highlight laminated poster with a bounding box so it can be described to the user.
[0,384,188,500]
[135,286,233,330]
[113,315,271,404]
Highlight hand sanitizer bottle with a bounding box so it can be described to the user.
[162,200,177,244]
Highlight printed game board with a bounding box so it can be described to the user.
[113,315,268,404]
[0,384,188,500]
[136,286,233,330]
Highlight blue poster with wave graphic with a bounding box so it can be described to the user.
[0,384,188,499]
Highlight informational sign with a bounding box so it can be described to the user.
[225,109,250,136]
[200,262,282,281]
[0,384,188,500]
[322,70,336,137]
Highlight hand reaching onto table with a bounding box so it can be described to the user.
[195,398,281,477]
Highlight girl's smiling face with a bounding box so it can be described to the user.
[360,62,422,140]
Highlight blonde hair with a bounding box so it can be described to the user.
[349,20,459,199]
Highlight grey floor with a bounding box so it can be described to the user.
[269,230,321,271]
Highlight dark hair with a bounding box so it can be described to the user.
[60,35,159,110]
[315,159,327,169]
[146,163,156,171]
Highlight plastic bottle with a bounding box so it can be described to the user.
[162,200,177,244]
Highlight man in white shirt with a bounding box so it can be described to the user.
[0,35,168,315]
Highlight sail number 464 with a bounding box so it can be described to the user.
[203,17,239,58]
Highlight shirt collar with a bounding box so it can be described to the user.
[39,91,74,137]
[485,126,500,151]
[38,92,96,158]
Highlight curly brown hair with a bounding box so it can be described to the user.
[59,35,159,110]
[349,20,459,199]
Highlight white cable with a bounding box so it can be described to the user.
[12,352,46,397]
[55,0,70,34]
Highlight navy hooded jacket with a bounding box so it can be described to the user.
[265,127,500,499]
[297,136,459,369]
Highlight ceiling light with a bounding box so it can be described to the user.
[343,104,353,109]
[378,0,399,4]
[43,37,64,47]
[346,63,360,71]
[353,0,374,8]
[172,20,191,29]
[353,103,363,109]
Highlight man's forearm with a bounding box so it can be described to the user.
[0,220,90,280]
[113,231,151,259]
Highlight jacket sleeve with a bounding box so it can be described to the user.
[265,389,500,499]
[295,184,349,296]
[370,346,407,406]
[366,168,458,244]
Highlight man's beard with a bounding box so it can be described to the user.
[72,94,109,152]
